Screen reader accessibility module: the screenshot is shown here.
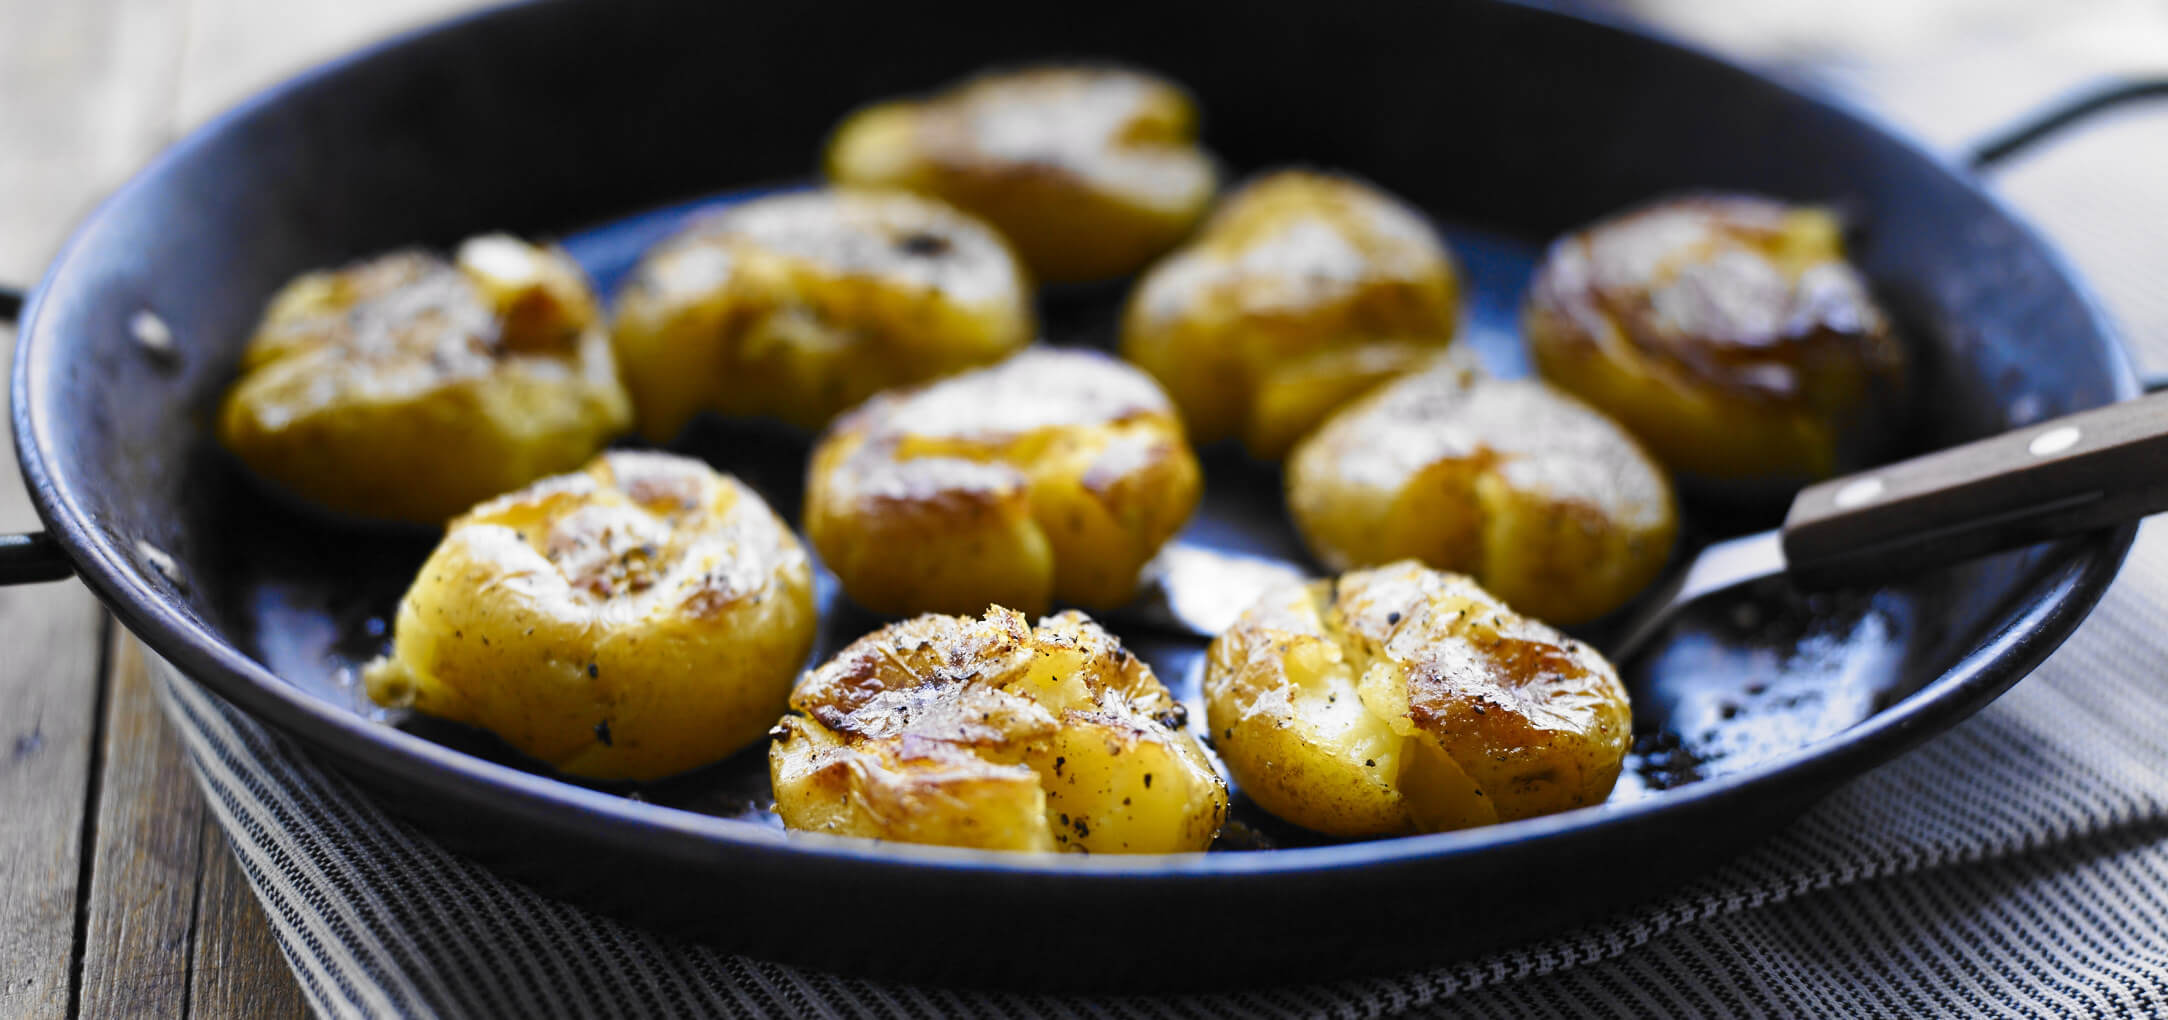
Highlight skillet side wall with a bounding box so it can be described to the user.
[16,0,2135,987]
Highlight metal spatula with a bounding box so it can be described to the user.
[1128,387,2168,659]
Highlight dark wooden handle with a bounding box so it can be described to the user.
[1782,392,2168,588]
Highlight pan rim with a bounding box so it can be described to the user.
[9,0,2141,882]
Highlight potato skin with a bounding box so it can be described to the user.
[1205,562,1630,838]
[218,236,632,524]
[1524,194,1908,485]
[826,66,1218,284]
[804,347,1200,618]
[1120,170,1461,457]
[771,608,1227,853]
[362,451,816,782]
[1286,357,1676,625]
[610,189,1033,440]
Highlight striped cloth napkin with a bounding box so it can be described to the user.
[152,518,2168,1017]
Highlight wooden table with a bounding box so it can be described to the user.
[2,2,2162,1017]
[0,4,473,1016]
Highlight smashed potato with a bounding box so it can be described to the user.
[363,451,816,782]
[826,66,1218,284]
[218,236,632,524]
[771,607,1227,853]
[805,347,1199,617]
[1120,170,1461,457]
[610,189,1033,439]
[1205,562,1630,838]
[1524,194,1908,484]
[1287,357,1675,625]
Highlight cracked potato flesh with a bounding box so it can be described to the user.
[363,451,816,782]
[1204,562,1630,838]
[826,65,1218,284]
[805,347,1200,617]
[1287,356,1676,625]
[771,608,1227,853]
[1523,194,1908,485]
[610,189,1033,438]
[1119,169,1461,457]
[218,236,632,524]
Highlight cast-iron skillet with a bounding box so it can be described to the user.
[6,0,2164,990]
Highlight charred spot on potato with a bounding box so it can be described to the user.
[897,231,952,257]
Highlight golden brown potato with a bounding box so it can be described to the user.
[363,451,816,782]
[610,189,1034,439]
[1286,356,1676,625]
[1120,170,1462,458]
[826,66,1218,284]
[804,347,1200,618]
[218,235,632,524]
[1204,561,1630,838]
[771,607,1227,853]
[1524,194,1908,485]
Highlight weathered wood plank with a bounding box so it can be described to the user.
[0,1,187,1016]
[0,0,188,284]
[76,634,208,1019]
[187,817,309,1020]
[0,585,108,1018]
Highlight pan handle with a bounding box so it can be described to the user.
[1782,385,2168,589]
[1969,77,2168,171]
[0,284,77,583]
[1969,78,2168,396]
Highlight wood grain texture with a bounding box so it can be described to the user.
[75,635,209,1020]
[187,818,309,1020]
[0,584,108,1018]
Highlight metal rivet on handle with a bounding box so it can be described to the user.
[2027,425,2081,457]
[1833,477,1885,509]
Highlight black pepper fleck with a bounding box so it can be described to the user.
[897,231,952,257]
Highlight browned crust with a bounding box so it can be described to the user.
[1525,194,1906,408]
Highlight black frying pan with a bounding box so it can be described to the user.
[5,0,2161,991]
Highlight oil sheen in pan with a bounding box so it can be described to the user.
[238,183,1951,851]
